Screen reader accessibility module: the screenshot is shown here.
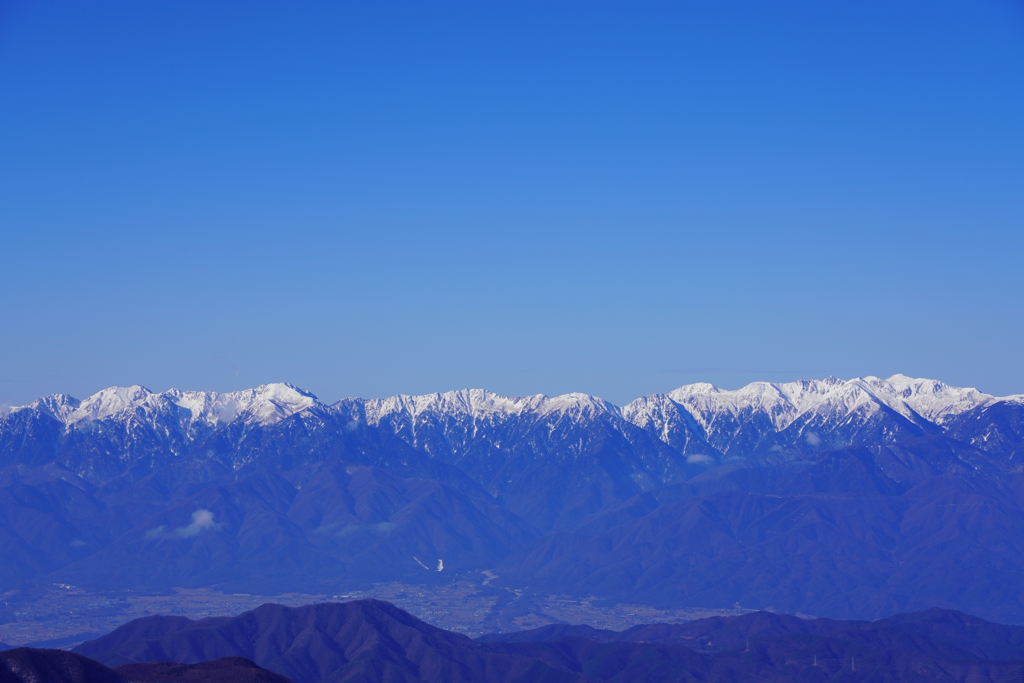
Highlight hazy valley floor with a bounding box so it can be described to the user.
[0,576,749,647]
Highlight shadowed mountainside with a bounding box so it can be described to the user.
[115,657,295,683]
[0,648,294,683]
[75,600,571,683]
[0,462,539,595]
[0,647,125,683]
[499,443,1024,622]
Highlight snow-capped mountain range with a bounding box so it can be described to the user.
[2,375,1024,621]
[3,374,1022,525]
[18,382,322,429]
[4,373,1017,456]
[12,374,1011,425]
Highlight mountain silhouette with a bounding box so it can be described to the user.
[74,600,1024,683]
[115,657,295,683]
[0,648,294,683]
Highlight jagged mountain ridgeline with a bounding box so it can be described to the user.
[2,376,1024,621]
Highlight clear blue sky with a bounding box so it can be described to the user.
[1,0,1023,407]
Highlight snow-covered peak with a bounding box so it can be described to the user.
[65,385,155,424]
[166,383,319,426]
[670,382,720,396]
[856,374,993,422]
[4,393,81,421]
[620,392,707,448]
[536,392,619,419]
[666,379,835,430]
[239,383,319,424]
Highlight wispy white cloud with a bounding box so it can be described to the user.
[661,368,820,375]
[145,525,168,539]
[175,509,220,538]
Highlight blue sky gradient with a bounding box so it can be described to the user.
[1,0,1023,406]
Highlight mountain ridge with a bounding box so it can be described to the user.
[4,374,1016,428]
[73,600,1024,683]
[5,374,1021,484]
[2,374,1024,623]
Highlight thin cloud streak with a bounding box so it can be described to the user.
[661,368,824,375]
